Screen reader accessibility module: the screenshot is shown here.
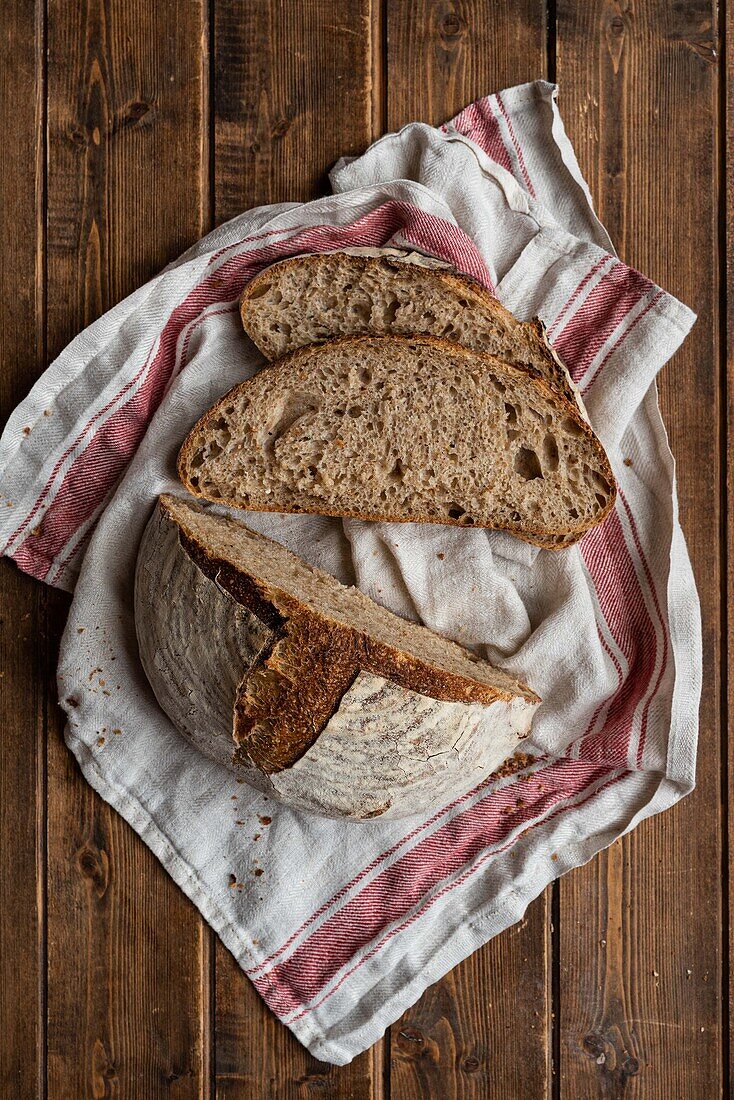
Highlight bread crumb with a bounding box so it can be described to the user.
[624,457,632,467]
[228,874,237,887]
[253,833,261,841]
[253,867,264,877]
[437,552,445,560]
[551,853,558,862]
[77,627,84,634]
[488,751,536,781]
[96,736,105,747]
[258,815,272,826]
[22,426,30,436]
[112,729,122,736]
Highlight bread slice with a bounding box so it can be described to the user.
[178,334,616,547]
[240,247,580,408]
[135,494,539,819]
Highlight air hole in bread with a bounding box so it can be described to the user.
[595,493,607,508]
[528,407,545,425]
[505,402,518,426]
[264,396,318,455]
[561,416,585,439]
[348,405,363,418]
[447,504,465,520]
[383,298,399,324]
[248,281,271,300]
[514,447,543,481]
[207,442,222,460]
[387,459,405,484]
[359,368,372,384]
[542,433,559,472]
[568,507,579,519]
[507,429,520,442]
[349,302,371,322]
[489,376,506,395]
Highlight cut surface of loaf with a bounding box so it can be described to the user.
[178,335,616,546]
[134,495,539,819]
[240,248,580,407]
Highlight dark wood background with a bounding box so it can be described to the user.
[0,1,726,1096]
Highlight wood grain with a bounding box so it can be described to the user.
[726,0,734,1076]
[556,1,722,1096]
[44,1,210,1095]
[213,0,374,222]
[385,0,547,129]
[0,4,45,1096]
[211,2,381,1096]
[384,4,552,1098]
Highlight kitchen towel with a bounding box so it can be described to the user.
[0,80,700,1064]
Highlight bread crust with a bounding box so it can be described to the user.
[161,495,539,774]
[239,249,580,407]
[178,333,617,547]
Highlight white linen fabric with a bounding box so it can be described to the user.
[0,81,699,1064]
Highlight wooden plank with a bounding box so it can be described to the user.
[384,4,552,1098]
[0,4,45,1095]
[212,2,381,1097]
[726,0,734,1077]
[555,2,722,1096]
[44,1,210,1096]
[213,0,374,222]
[385,0,547,129]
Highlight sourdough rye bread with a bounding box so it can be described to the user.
[240,247,581,408]
[178,335,616,547]
[135,494,539,820]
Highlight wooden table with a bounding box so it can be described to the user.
[0,2,725,1097]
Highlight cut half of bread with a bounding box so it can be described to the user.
[178,334,616,547]
[239,247,581,408]
[135,494,539,819]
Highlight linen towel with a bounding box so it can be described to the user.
[0,81,700,1064]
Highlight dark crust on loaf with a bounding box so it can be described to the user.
[159,496,538,774]
[177,333,617,547]
[239,249,579,405]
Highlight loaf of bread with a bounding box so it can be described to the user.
[240,247,580,408]
[134,494,539,820]
[178,334,615,547]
